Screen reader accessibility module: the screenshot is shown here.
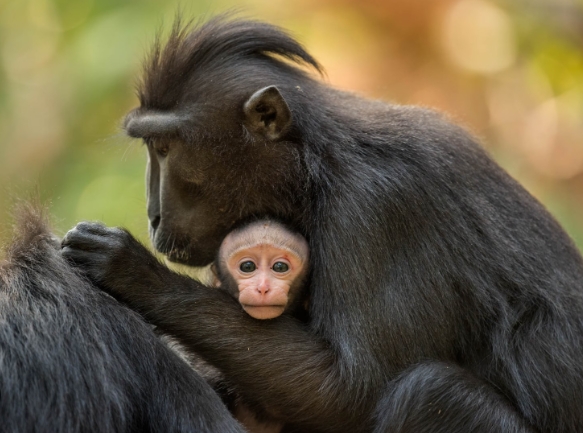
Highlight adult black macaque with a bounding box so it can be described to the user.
[62,16,583,433]
[0,204,245,433]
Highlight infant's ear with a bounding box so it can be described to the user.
[210,263,221,287]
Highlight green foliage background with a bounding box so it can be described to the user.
[1,0,582,252]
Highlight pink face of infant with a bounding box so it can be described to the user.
[217,221,309,320]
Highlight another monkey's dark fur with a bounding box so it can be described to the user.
[63,16,583,433]
[0,204,244,433]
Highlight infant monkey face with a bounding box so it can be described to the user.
[227,244,306,320]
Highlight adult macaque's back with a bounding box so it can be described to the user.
[62,16,583,433]
[0,204,244,433]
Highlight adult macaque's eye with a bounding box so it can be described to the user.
[239,261,256,273]
[156,143,169,157]
[144,138,169,157]
[272,262,289,273]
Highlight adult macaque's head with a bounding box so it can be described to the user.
[217,220,309,320]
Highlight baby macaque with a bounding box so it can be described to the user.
[213,220,309,320]
[211,220,310,432]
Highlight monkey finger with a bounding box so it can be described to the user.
[61,246,106,267]
[83,222,108,234]
[61,247,110,286]
[61,228,111,252]
[68,221,109,236]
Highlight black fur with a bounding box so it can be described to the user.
[63,16,583,433]
[1,204,244,433]
[136,16,322,111]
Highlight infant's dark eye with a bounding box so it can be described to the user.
[272,262,289,273]
[239,261,256,273]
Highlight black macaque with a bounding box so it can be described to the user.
[62,16,583,433]
[0,204,244,433]
[213,219,310,320]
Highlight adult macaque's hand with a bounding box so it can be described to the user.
[61,222,165,298]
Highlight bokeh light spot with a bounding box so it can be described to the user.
[441,0,516,74]
[75,175,144,229]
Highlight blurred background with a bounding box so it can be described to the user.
[1,0,582,251]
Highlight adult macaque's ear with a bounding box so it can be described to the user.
[244,86,292,141]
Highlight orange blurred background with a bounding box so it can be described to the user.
[1,0,582,249]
